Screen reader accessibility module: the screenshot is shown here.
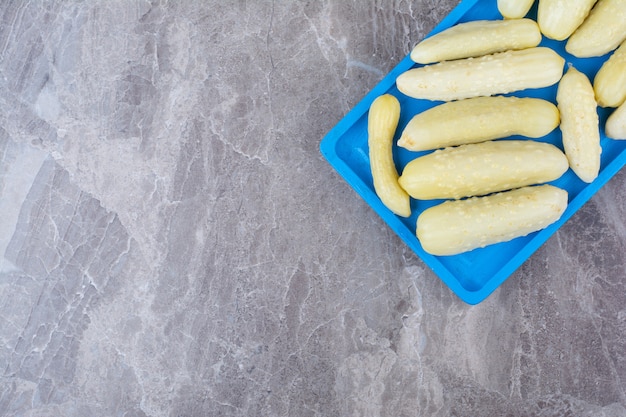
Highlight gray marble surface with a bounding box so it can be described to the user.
[1,1,625,416]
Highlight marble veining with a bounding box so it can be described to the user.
[0,1,625,416]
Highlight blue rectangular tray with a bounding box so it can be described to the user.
[319,0,626,304]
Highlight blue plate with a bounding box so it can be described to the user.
[319,0,626,304]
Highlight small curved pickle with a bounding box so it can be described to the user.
[368,94,411,217]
